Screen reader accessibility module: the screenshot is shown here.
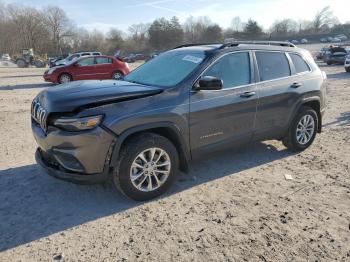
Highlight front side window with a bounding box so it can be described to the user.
[256,51,291,81]
[203,52,251,88]
[289,53,310,74]
[77,57,95,66]
[124,51,205,87]
[96,57,112,64]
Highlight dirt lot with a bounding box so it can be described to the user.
[0,52,349,261]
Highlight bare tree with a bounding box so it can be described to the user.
[128,23,149,50]
[231,16,243,32]
[6,5,49,54]
[312,6,336,32]
[43,6,75,54]
[270,19,298,35]
[183,16,212,43]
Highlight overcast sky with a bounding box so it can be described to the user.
[3,0,350,33]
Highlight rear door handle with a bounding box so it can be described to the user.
[290,82,302,88]
[240,91,256,98]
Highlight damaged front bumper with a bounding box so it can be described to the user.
[32,120,116,184]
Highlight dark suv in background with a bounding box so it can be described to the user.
[32,41,326,200]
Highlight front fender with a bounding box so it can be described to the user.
[107,121,190,172]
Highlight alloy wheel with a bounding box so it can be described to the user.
[60,74,71,83]
[130,147,171,192]
[296,114,315,145]
[113,72,122,79]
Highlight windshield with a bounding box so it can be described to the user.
[124,51,205,87]
[67,54,80,61]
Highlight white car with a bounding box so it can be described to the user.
[1,53,11,61]
[301,38,308,44]
[53,51,101,67]
[336,34,348,41]
[331,37,342,43]
[345,55,350,73]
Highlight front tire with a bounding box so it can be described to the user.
[113,133,179,201]
[283,106,318,152]
[58,73,72,84]
[346,67,350,73]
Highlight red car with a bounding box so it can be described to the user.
[43,55,130,84]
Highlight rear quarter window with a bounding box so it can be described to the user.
[289,53,310,74]
[255,51,291,81]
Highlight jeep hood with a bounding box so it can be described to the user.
[35,80,164,113]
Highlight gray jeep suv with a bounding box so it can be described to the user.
[32,41,326,200]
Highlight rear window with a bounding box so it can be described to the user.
[96,57,112,64]
[256,51,291,81]
[289,53,310,74]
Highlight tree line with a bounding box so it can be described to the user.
[0,3,349,56]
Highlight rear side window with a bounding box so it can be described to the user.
[96,57,112,64]
[256,51,290,81]
[289,53,310,74]
[204,52,251,88]
[81,53,90,56]
[93,52,101,56]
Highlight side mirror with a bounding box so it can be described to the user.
[194,76,223,91]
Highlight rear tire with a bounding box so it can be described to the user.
[282,106,318,152]
[346,67,350,73]
[112,71,123,80]
[113,133,179,201]
[58,73,72,84]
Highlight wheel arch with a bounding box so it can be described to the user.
[294,97,322,133]
[109,122,190,173]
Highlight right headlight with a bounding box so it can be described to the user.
[53,115,104,132]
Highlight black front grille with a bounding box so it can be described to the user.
[31,100,48,131]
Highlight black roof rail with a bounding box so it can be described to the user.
[221,41,296,48]
[173,43,221,49]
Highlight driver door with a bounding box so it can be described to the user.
[72,57,96,80]
[189,51,258,155]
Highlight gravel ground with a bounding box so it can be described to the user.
[0,51,349,261]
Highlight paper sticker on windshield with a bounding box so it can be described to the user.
[182,55,203,64]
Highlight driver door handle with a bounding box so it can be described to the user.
[290,82,302,88]
[240,91,256,98]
